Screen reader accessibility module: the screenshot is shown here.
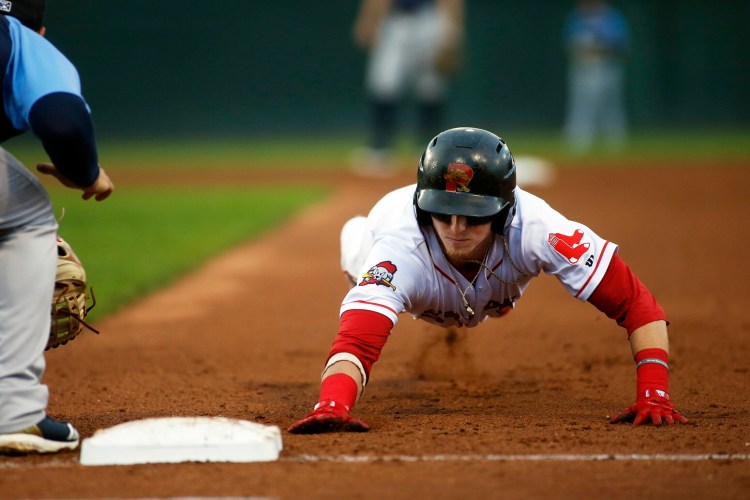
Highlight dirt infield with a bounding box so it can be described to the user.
[2,163,749,499]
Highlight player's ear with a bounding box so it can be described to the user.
[38,27,46,37]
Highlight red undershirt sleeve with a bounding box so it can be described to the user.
[587,253,667,335]
[328,309,393,380]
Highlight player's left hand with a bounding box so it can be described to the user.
[37,163,113,201]
[610,388,688,426]
[288,400,370,434]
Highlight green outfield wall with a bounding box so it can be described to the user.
[42,1,749,138]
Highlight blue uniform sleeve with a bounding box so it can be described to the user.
[3,17,86,131]
[29,92,99,187]
[2,17,99,187]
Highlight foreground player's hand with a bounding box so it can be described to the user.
[610,388,688,426]
[37,163,114,201]
[288,400,370,434]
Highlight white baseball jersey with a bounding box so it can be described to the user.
[340,184,618,328]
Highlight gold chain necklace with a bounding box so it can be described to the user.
[445,261,484,318]
[447,236,529,317]
[464,236,529,286]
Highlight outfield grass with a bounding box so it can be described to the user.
[48,186,327,321]
[98,127,750,168]
[5,127,747,322]
[503,128,750,164]
[8,127,750,173]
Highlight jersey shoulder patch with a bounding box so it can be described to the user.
[359,260,398,290]
[547,229,591,264]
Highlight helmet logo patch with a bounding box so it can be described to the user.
[548,229,590,264]
[359,260,398,290]
[444,163,474,193]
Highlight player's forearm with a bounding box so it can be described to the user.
[28,92,100,187]
[357,0,391,24]
[439,0,465,25]
[628,320,669,357]
[353,0,391,48]
[323,361,364,390]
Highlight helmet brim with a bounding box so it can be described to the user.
[417,189,507,217]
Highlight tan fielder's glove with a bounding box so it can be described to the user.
[47,235,99,350]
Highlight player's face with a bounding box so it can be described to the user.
[431,214,494,263]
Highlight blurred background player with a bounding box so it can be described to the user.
[289,127,687,434]
[0,0,113,454]
[563,0,630,154]
[352,0,465,176]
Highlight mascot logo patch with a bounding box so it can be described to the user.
[444,163,474,192]
[548,229,590,264]
[359,261,397,290]
[0,2,11,14]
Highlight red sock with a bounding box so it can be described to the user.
[318,373,358,410]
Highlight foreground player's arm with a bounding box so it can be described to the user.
[288,310,392,434]
[588,253,687,426]
[29,92,113,201]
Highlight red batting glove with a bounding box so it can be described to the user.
[288,400,370,434]
[610,388,688,426]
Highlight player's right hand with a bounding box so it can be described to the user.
[610,388,688,426]
[37,163,114,201]
[288,399,370,434]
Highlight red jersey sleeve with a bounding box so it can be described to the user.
[328,309,393,379]
[587,253,667,335]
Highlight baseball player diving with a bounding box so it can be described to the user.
[0,0,113,454]
[289,126,687,434]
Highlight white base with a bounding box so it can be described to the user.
[79,416,282,466]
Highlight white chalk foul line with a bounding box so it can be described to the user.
[0,456,78,468]
[1,453,749,469]
[283,453,750,463]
